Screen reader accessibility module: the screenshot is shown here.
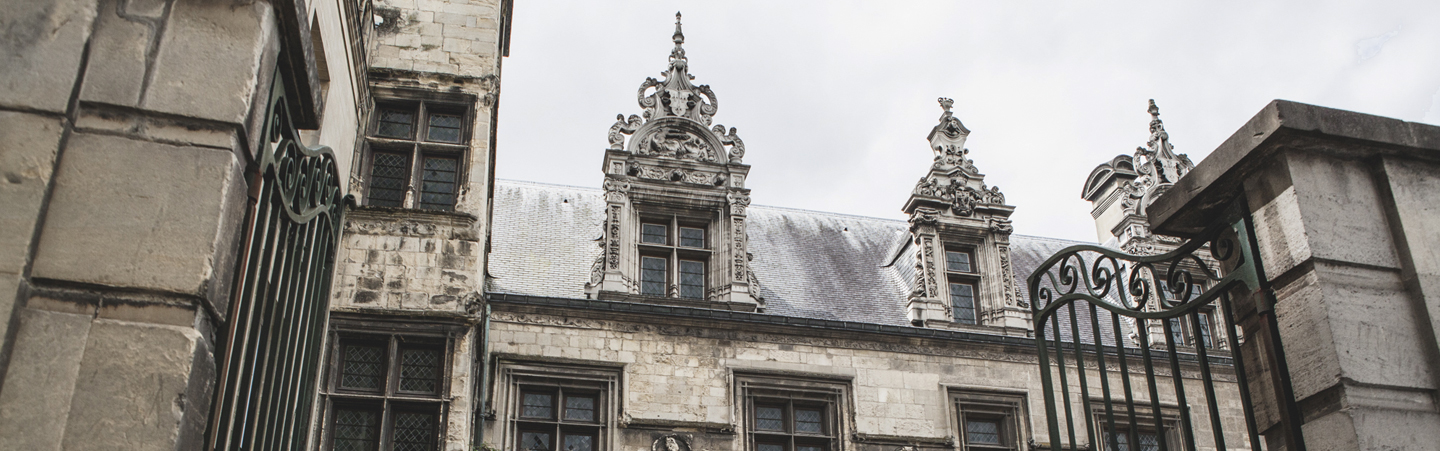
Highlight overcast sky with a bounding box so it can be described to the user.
[494,1,1440,243]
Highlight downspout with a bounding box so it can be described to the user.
[472,301,492,448]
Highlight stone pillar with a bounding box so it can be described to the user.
[0,0,322,449]
[1150,100,1440,451]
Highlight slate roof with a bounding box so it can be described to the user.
[488,179,1135,342]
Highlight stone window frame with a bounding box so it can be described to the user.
[943,244,981,325]
[636,211,712,299]
[361,88,476,211]
[1087,401,1183,451]
[494,359,625,451]
[948,389,1029,451]
[735,373,850,451]
[318,313,469,451]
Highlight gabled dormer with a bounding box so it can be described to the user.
[1082,100,1195,254]
[902,98,1027,332]
[586,13,759,311]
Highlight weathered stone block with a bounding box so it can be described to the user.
[0,0,97,113]
[0,111,64,274]
[0,308,93,450]
[32,132,240,295]
[79,0,154,106]
[144,0,274,124]
[1284,152,1400,269]
[61,319,202,451]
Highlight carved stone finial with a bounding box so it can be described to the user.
[938,97,954,114]
[674,12,684,46]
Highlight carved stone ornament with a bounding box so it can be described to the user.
[607,204,623,269]
[745,252,765,302]
[652,436,692,451]
[732,217,747,279]
[727,190,751,216]
[912,175,1003,216]
[908,207,940,232]
[997,245,1020,307]
[603,176,631,203]
[603,13,747,164]
[627,161,726,186]
[988,217,1013,236]
[1121,99,1195,217]
[933,145,978,173]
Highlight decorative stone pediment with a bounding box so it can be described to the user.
[605,13,746,166]
[1082,99,1196,253]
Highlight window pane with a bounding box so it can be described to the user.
[419,156,458,211]
[377,109,415,138]
[1138,431,1160,451]
[399,348,441,393]
[641,256,667,296]
[950,283,976,324]
[756,406,783,431]
[679,227,705,248]
[521,431,553,451]
[965,419,1001,445]
[339,344,385,390]
[795,408,823,434]
[796,446,823,451]
[427,113,463,143]
[392,411,438,451]
[563,433,594,451]
[945,250,972,272]
[564,394,597,422]
[522,392,555,419]
[641,223,668,245]
[680,260,705,299]
[332,408,379,451]
[1198,312,1214,348]
[368,152,411,207]
[758,443,785,451]
[1169,318,1185,345]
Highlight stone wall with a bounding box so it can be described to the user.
[331,207,483,311]
[370,0,504,77]
[480,305,1251,451]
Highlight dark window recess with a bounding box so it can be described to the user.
[399,348,441,393]
[950,282,976,324]
[946,250,973,273]
[749,398,833,451]
[377,109,416,139]
[419,156,459,211]
[426,113,463,143]
[679,260,705,299]
[679,227,705,248]
[641,224,668,245]
[1114,430,1160,451]
[332,408,380,451]
[515,387,602,451]
[392,411,439,451]
[641,257,668,296]
[368,152,411,208]
[340,344,385,391]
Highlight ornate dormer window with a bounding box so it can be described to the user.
[585,13,761,311]
[1081,100,1196,254]
[902,98,1027,333]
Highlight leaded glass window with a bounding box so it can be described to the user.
[392,411,438,451]
[332,408,380,451]
[679,227,705,248]
[399,347,441,393]
[965,419,1001,445]
[946,249,974,273]
[679,260,705,299]
[366,99,469,209]
[641,256,667,296]
[377,108,416,139]
[954,390,1027,451]
[950,282,976,324]
[426,113,463,143]
[1197,311,1215,348]
[419,156,458,211]
[514,385,604,451]
[340,344,385,391]
[368,152,411,208]
[749,398,833,451]
[641,224,668,245]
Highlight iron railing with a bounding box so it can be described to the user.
[1028,203,1305,451]
[206,65,346,451]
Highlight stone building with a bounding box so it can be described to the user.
[4,1,1434,451]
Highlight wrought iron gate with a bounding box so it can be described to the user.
[1027,204,1305,451]
[206,67,346,451]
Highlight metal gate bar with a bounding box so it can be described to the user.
[1028,202,1304,451]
